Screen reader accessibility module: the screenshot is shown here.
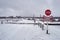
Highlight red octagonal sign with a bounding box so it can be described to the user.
[45,9,51,16]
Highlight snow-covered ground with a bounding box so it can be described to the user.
[0,19,60,40]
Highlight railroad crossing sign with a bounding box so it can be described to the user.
[43,15,53,22]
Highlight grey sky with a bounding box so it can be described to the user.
[0,0,60,17]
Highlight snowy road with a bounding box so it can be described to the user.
[0,24,60,40]
[0,19,60,40]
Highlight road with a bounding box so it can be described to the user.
[0,24,60,40]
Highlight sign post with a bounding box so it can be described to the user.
[44,9,51,34]
[46,20,48,34]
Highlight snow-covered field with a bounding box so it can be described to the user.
[0,19,60,40]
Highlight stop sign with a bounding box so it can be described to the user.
[45,9,51,16]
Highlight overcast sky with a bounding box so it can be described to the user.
[0,0,60,17]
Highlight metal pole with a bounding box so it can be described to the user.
[46,21,49,34]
